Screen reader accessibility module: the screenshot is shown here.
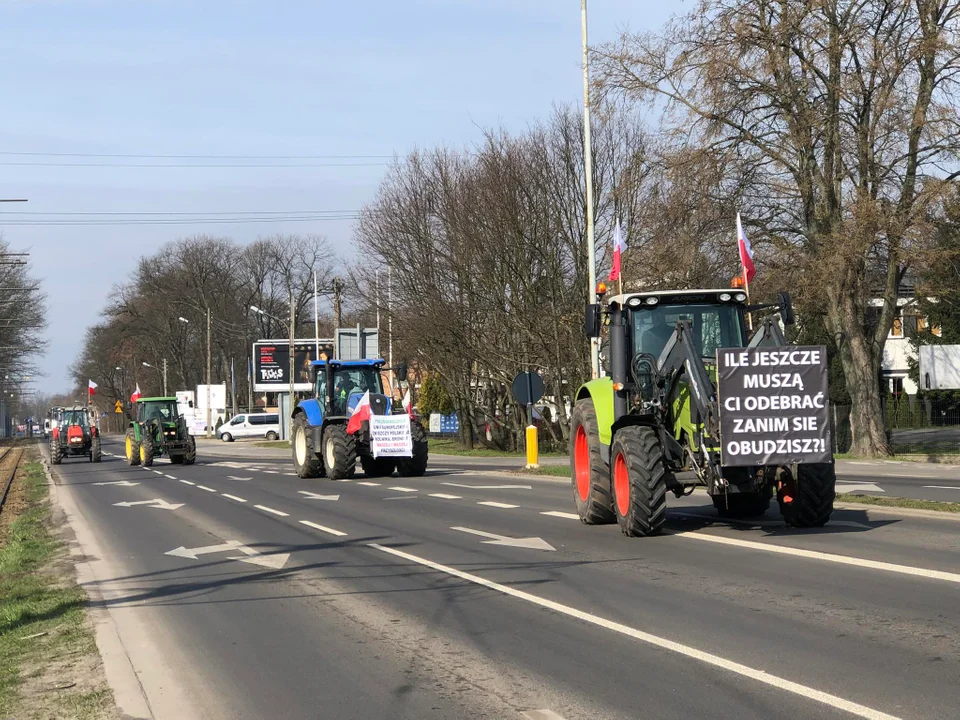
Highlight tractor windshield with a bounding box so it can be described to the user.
[141,402,179,423]
[632,302,745,360]
[330,367,383,415]
[61,410,88,427]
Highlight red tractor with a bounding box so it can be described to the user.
[50,405,102,465]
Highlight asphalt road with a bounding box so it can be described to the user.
[48,437,960,719]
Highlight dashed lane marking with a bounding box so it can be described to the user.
[478,501,519,509]
[197,485,217,493]
[222,494,247,503]
[370,543,900,720]
[180,480,195,486]
[299,520,347,537]
[356,481,381,486]
[429,493,462,499]
[389,487,418,493]
[254,504,288,517]
[540,510,579,520]
[165,474,176,479]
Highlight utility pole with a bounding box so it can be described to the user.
[162,358,168,397]
[388,267,394,394]
[206,307,212,439]
[288,291,296,433]
[332,277,343,359]
[581,0,600,379]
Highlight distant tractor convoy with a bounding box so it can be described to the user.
[49,405,101,464]
[572,286,836,536]
[125,397,197,466]
[291,358,428,480]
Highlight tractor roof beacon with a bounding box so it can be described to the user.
[572,286,835,537]
[291,358,428,481]
[124,396,196,468]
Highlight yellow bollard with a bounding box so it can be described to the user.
[525,424,539,469]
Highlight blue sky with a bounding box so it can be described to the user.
[0,0,677,393]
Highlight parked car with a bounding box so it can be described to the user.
[219,413,281,442]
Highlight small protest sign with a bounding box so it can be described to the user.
[370,415,413,458]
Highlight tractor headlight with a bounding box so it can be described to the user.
[719,293,732,302]
[626,296,643,308]
[735,293,747,302]
[645,297,659,306]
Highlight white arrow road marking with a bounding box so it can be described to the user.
[671,510,871,530]
[541,510,580,520]
[835,482,885,493]
[298,491,340,501]
[299,520,347,537]
[113,499,184,510]
[443,482,532,490]
[227,476,252,481]
[451,526,555,551]
[370,543,899,720]
[94,480,140,486]
[478,501,519,509]
[166,541,243,560]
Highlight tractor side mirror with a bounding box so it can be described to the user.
[308,365,318,385]
[585,304,602,338]
[396,362,408,383]
[778,291,796,326]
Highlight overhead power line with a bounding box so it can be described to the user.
[0,151,393,160]
[0,161,388,168]
[0,210,356,216]
[0,215,359,226]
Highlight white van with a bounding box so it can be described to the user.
[219,413,281,442]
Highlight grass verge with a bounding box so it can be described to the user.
[835,492,960,513]
[429,437,568,458]
[252,440,291,449]
[518,465,572,478]
[0,459,115,719]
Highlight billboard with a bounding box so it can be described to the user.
[253,339,335,393]
[919,345,960,390]
[717,346,831,466]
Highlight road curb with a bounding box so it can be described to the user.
[833,500,960,521]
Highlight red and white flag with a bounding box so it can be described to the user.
[130,384,141,403]
[737,213,756,284]
[88,379,98,396]
[346,390,371,435]
[402,388,412,416]
[607,219,626,282]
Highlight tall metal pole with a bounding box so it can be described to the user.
[288,291,296,419]
[162,358,168,396]
[388,267,394,394]
[582,0,600,379]
[332,278,343,359]
[313,269,320,359]
[206,308,212,439]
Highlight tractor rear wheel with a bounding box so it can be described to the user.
[322,424,356,480]
[140,433,155,467]
[396,422,428,477]
[50,439,62,466]
[182,435,196,465]
[611,426,669,537]
[125,430,140,466]
[292,414,323,479]
[779,463,835,528]
[91,437,102,463]
[570,399,615,525]
[360,455,396,477]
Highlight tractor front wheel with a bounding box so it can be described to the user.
[125,430,140,466]
[396,422,428,477]
[292,414,323,479]
[570,399,615,524]
[322,424,356,480]
[779,463,835,528]
[140,433,155,467]
[91,437,102,464]
[50,440,62,466]
[611,426,669,537]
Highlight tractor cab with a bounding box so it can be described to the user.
[309,359,391,419]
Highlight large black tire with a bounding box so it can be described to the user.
[140,432,155,467]
[169,454,184,465]
[713,486,772,518]
[182,435,196,465]
[91,436,102,463]
[50,439,62,466]
[396,422,428,477]
[570,399,615,524]
[360,455,396,477]
[292,413,323,479]
[125,429,140,466]
[322,424,356,480]
[779,463,835,528]
[611,426,669,537]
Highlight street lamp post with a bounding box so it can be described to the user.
[581,0,600,379]
[142,361,167,396]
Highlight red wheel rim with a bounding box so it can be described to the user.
[574,425,590,502]
[614,452,629,516]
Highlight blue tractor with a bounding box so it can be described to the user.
[291,358,428,479]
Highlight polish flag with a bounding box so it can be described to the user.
[607,218,626,282]
[88,379,98,396]
[737,213,756,284]
[346,390,371,435]
[402,388,412,415]
[130,384,141,403]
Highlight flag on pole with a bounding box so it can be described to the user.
[402,388,412,416]
[88,379,98,396]
[130,384,141,403]
[346,391,371,435]
[607,219,626,282]
[737,213,756,283]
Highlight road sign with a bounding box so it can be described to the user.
[512,371,544,405]
[114,401,123,413]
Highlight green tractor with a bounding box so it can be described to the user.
[572,287,836,537]
[125,396,197,467]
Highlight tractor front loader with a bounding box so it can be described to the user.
[572,287,835,537]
